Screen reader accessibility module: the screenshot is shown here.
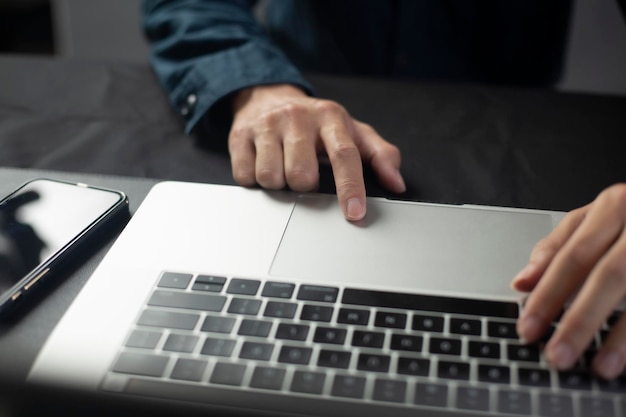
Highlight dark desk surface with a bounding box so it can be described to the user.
[0,54,625,413]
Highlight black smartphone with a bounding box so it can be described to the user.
[0,178,129,315]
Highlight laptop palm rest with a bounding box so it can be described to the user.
[271,195,554,299]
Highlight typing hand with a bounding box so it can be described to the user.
[229,84,405,221]
[512,184,626,379]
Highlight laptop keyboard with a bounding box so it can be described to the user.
[104,271,626,416]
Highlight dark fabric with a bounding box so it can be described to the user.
[142,0,572,134]
[1,55,625,213]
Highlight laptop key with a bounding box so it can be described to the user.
[200,337,236,357]
[498,390,532,415]
[352,330,385,348]
[337,308,370,325]
[148,290,226,312]
[250,366,286,391]
[373,379,407,403]
[125,329,162,349]
[264,301,297,319]
[468,340,500,359]
[390,334,423,352]
[507,343,541,363]
[374,311,407,329]
[227,278,260,295]
[414,382,448,408]
[437,360,470,381]
[331,375,366,399]
[227,298,262,315]
[357,353,390,373]
[412,314,444,332]
[450,317,482,336]
[290,371,326,394]
[261,282,295,299]
[297,285,339,303]
[456,386,490,412]
[318,350,351,369]
[275,323,309,341]
[558,370,593,390]
[488,320,519,339]
[518,367,552,388]
[598,375,626,393]
[429,337,462,356]
[201,315,236,334]
[193,275,227,292]
[158,272,193,289]
[137,309,199,330]
[240,341,274,361]
[278,345,312,365]
[300,304,334,322]
[210,362,246,386]
[538,393,574,417]
[313,327,347,345]
[580,396,617,417]
[112,352,168,377]
[397,357,429,376]
[478,364,510,384]
[163,333,199,353]
[170,358,207,382]
[238,319,273,337]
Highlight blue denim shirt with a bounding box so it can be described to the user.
[143,0,572,134]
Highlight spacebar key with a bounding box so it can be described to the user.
[342,289,518,318]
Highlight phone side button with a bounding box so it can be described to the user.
[11,291,22,301]
[24,268,50,291]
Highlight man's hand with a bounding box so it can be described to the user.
[229,84,406,221]
[512,183,626,379]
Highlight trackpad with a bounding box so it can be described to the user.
[270,195,553,298]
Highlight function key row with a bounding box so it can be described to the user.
[158,272,521,323]
[158,272,339,302]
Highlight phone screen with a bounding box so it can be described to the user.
[0,179,125,295]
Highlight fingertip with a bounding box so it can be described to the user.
[345,198,366,221]
[511,264,542,291]
[516,313,543,343]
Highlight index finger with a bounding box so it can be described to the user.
[316,101,366,221]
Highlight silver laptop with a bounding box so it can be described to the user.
[28,181,619,416]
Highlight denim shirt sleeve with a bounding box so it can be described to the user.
[142,0,313,134]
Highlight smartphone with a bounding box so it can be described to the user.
[0,178,129,315]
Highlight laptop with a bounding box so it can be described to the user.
[27,181,620,416]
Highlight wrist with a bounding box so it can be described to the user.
[232,84,307,113]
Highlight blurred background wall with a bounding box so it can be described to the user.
[0,0,625,96]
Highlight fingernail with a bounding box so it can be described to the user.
[394,170,406,192]
[594,351,623,379]
[547,342,576,369]
[517,314,542,341]
[346,198,365,221]
[513,264,538,283]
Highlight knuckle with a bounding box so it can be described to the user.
[330,142,360,161]
[598,183,626,208]
[561,313,598,338]
[256,168,284,189]
[279,102,305,119]
[530,237,558,260]
[562,240,596,267]
[286,167,319,191]
[314,99,345,116]
[232,168,256,187]
[595,262,626,289]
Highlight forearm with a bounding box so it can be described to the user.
[143,0,312,134]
